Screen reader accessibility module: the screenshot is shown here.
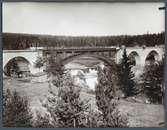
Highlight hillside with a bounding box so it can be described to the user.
[3,77,164,127]
[3,32,164,50]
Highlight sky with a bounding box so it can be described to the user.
[3,2,165,36]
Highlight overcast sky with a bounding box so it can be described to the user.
[3,2,165,36]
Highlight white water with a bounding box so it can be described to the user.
[65,62,98,90]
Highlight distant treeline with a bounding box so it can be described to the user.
[3,32,164,50]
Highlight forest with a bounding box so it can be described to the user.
[3,32,164,50]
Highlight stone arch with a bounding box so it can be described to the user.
[3,53,34,69]
[3,50,44,74]
[128,51,140,66]
[145,50,160,65]
[3,56,31,76]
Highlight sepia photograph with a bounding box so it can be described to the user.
[2,1,165,128]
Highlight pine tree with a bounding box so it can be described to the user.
[142,59,164,104]
[3,89,32,127]
[118,48,137,98]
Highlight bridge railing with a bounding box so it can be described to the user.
[44,46,120,50]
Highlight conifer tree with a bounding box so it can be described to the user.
[118,48,137,97]
[142,59,164,104]
[95,66,114,117]
[44,73,90,128]
[43,55,90,127]
[95,66,128,127]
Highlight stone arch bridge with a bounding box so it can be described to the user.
[3,46,164,74]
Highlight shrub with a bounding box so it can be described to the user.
[3,89,32,127]
[34,56,44,70]
[33,111,53,128]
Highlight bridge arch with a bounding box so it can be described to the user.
[62,53,116,68]
[3,56,31,76]
[145,50,160,65]
[62,53,117,96]
[3,53,35,70]
[128,51,140,66]
[3,50,44,74]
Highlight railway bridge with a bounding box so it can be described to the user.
[3,45,164,75]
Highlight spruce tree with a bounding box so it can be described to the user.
[95,66,114,117]
[118,48,137,98]
[95,66,128,127]
[43,55,90,127]
[142,59,164,104]
[44,73,90,128]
